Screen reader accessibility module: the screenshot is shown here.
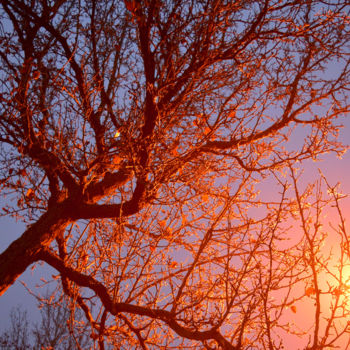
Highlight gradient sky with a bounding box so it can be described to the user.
[0,33,349,349]
[0,118,348,348]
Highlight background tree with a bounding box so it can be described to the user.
[0,307,30,350]
[0,0,349,348]
[0,292,92,349]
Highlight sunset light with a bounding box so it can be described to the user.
[0,0,349,349]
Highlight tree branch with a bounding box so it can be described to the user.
[38,248,238,349]
[0,205,71,295]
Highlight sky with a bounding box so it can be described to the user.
[0,120,348,347]
[0,9,349,347]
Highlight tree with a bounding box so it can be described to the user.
[0,307,30,350]
[0,0,349,348]
[0,293,92,349]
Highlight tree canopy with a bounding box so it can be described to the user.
[0,0,349,348]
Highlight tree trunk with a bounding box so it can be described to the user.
[0,204,71,295]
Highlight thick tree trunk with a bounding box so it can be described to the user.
[0,204,71,295]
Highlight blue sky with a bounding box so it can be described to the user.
[0,122,348,336]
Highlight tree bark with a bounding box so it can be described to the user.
[0,204,71,295]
